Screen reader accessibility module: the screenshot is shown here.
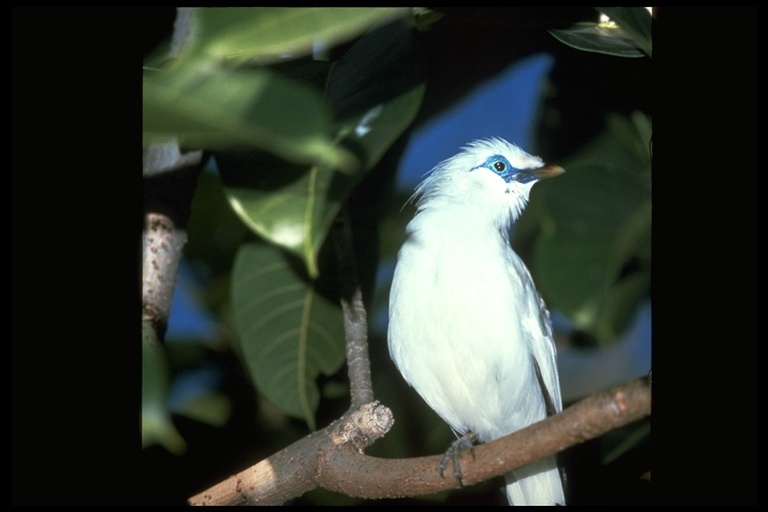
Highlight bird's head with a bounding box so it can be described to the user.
[411,138,564,224]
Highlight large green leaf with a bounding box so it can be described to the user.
[191,8,410,65]
[532,165,650,344]
[521,112,651,344]
[143,60,357,172]
[231,242,345,429]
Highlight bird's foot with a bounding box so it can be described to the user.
[438,431,477,486]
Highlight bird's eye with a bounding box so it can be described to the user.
[494,161,506,172]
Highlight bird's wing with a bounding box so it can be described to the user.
[530,293,563,414]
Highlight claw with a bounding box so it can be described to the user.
[438,431,477,485]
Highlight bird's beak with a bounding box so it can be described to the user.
[515,164,565,184]
[532,164,565,180]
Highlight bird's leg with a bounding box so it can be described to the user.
[438,431,477,486]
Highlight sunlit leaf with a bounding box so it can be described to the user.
[598,7,652,57]
[231,242,345,429]
[548,7,652,59]
[549,23,644,58]
[219,153,344,280]
[142,322,186,454]
[191,7,409,65]
[219,46,424,278]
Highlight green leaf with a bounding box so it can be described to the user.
[231,242,345,429]
[219,85,424,279]
[142,322,186,454]
[143,60,357,172]
[219,153,346,280]
[521,112,652,345]
[191,7,410,65]
[598,7,653,57]
[548,8,652,58]
[532,164,650,344]
[176,392,233,428]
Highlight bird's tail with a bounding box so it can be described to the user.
[504,455,565,505]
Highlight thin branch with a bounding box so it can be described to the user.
[332,205,375,407]
[142,153,204,339]
[142,213,188,339]
[188,375,651,505]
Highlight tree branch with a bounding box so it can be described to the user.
[188,401,395,505]
[142,213,187,340]
[331,205,375,407]
[142,8,204,341]
[188,375,651,505]
[142,155,203,339]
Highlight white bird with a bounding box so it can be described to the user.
[388,137,566,505]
